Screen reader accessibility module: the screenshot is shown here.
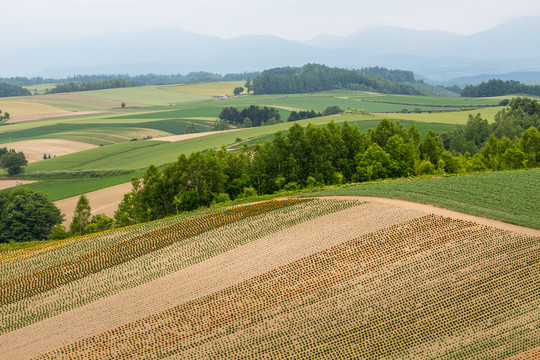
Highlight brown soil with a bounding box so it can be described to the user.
[0,201,421,359]
[0,139,98,163]
[0,180,36,190]
[153,128,241,142]
[54,182,133,225]
[7,111,105,123]
[505,347,540,359]
[316,196,540,237]
[1,197,538,359]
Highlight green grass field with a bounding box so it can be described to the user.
[85,86,212,105]
[2,83,525,203]
[352,94,503,107]
[307,169,540,229]
[23,171,143,201]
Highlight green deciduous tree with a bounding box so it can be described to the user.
[70,195,91,235]
[0,188,63,242]
[0,151,28,176]
[87,213,114,233]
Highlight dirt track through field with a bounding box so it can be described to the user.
[1,197,538,359]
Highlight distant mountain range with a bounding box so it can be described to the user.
[2,17,540,83]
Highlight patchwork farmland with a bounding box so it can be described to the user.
[1,198,538,359]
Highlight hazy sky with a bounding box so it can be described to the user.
[4,0,540,45]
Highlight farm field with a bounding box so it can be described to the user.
[309,168,540,229]
[0,82,523,204]
[0,139,97,162]
[0,197,538,359]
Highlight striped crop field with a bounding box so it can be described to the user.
[0,197,538,359]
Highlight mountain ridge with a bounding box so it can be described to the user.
[2,17,539,82]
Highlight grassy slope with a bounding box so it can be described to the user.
[25,114,376,172]
[4,86,515,201]
[308,169,540,229]
[83,86,212,105]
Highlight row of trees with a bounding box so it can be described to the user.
[218,105,346,128]
[249,64,425,95]
[461,79,540,97]
[113,118,540,226]
[359,66,416,83]
[0,71,262,87]
[442,97,540,155]
[46,78,137,94]
[0,82,31,97]
[219,106,282,127]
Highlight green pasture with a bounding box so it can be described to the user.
[84,86,213,105]
[162,81,245,96]
[23,171,143,201]
[351,94,503,107]
[23,113,461,173]
[221,95,460,113]
[308,169,540,229]
[379,106,504,124]
[0,120,212,145]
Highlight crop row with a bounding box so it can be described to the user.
[0,198,364,335]
[0,199,310,306]
[34,214,540,359]
[0,205,229,282]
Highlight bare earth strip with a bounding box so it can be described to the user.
[7,110,105,123]
[54,182,133,225]
[319,196,540,237]
[505,346,540,359]
[1,198,539,358]
[0,139,97,163]
[153,129,241,142]
[0,201,422,359]
[0,180,36,190]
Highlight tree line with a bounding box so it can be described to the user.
[0,71,262,87]
[45,78,137,94]
[113,117,539,226]
[219,105,346,128]
[442,97,540,155]
[248,64,425,95]
[0,83,31,97]
[461,79,540,97]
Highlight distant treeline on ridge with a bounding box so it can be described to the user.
[249,64,424,96]
[45,78,137,94]
[461,79,540,97]
[0,71,262,87]
[0,82,31,97]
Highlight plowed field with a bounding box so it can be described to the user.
[0,197,538,359]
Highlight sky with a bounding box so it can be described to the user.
[3,0,540,46]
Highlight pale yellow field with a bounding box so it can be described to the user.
[0,139,97,163]
[54,182,133,226]
[0,180,37,190]
[376,106,504,124]
[162,81,246,97]
[0,100,69,118]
